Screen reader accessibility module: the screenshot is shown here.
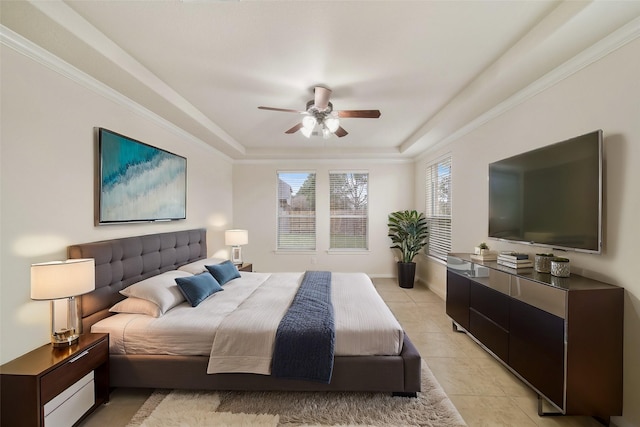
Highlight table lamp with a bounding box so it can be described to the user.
[225,229,248,265]
[31,258,95,347]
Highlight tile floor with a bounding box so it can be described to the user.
[80,278,605,427]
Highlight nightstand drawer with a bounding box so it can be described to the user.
[41,339,108,404]
[44,371,94,427]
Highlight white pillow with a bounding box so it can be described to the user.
[177,257,227,274]
[110,297,162,318]
[120,270,192,314]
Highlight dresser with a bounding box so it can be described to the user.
[446,254,622,423]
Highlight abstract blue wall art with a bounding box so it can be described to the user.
[98,128,186,223]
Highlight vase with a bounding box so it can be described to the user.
[534,255,553,273]
[550,260,570,277]
[397,262,416,288]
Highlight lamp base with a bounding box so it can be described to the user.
[49,297,83,347]
[231,245,243,265]
[51,328,79,347]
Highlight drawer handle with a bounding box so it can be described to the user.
[68,350,89,363]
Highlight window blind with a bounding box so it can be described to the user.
[329,172,368,249]
[277,172,316,250]
[425,157,452,260]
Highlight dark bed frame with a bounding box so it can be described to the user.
[69,228,422,394]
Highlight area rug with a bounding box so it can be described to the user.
[127,363,466,427]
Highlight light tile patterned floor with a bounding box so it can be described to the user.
[80,278,604,427]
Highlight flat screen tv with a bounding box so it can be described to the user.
[488,130,602,254]
[97,128,187,224]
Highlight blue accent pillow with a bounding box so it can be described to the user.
[206,260,241,285]
[175,273,223,307]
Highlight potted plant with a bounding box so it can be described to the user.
[388,210,428,288]
[475,242,490,255]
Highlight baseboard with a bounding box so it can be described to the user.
[368,274,395,279]
[415,276,445,301]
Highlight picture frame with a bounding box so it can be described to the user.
[97,128,186,224]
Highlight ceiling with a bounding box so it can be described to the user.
[2,1,639,161]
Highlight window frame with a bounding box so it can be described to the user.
[276,171,317,252]
[328,170,369,251]
[425,155,452,261]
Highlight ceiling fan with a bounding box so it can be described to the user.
[258,86,381,138]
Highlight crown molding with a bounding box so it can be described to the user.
[415,15,640,162]
[235,157,414,165]
[4,10,639,165]
[0,24,234,163]
[1,24,403,164]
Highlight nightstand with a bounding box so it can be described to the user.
[238,263,253,272]
[0,333,109,427]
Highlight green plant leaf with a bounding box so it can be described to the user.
[388,210,429,263]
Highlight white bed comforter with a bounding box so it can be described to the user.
[91,272,404,374]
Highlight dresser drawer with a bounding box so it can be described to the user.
[41,339,108,404]
[469,309,509,362]
[487,269,510,295]
[469,281,510,329]
[511,277,567,318]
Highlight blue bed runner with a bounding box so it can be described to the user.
[271,271,335,383]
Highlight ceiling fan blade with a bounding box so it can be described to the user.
[337,110,381,119]
[334,126,349,137]
[285,123,303,134]
[258,106,305,114]
[314,86,332,111]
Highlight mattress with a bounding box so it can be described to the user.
[91,271,404,359]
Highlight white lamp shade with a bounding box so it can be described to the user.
[300,127,313,138]
[322,127,332,139]
[325,116,340,133]
[31,258,95,300]
[225,229,248,246]
[302,115,317,130]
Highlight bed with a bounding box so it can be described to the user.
[68,228,421,395]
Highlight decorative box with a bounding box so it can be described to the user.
[550,258,570,277]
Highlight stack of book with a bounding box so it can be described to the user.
[470,251,497,262]
[497,252,533,269]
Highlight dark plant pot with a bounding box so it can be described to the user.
[397,262,416,289]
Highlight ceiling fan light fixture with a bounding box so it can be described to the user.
[302,115,317,130]
[258,86,381,139]
[325,116,340,133]
[301,127,313,138]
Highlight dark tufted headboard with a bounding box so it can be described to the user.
[68,228,207,332]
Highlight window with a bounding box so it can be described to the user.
[277,172,316,250]
[425,156,452,260]
[329,172,368,250]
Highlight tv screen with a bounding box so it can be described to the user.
[488,130,602,253]
[97,128,187,224]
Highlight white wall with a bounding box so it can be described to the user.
[232,161,413,275]
[0,46,234,363]
[415,37,640,427]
